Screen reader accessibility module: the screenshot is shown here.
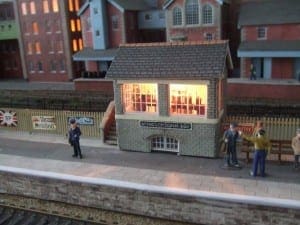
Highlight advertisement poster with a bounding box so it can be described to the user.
[67,116,94,125]
[32,116,56,130]
[0,110,18,127]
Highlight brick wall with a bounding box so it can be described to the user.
[107,3,123,48]
[243,24,300,41]
[0,170,299,225]
[81,8,93,48]
[74,79,114,93]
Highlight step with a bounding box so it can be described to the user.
[105,139,118,145]
[107,135,117,140]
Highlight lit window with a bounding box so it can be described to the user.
[68,0,74,12]
[257,27,266,39]
[30,1,36,14]
[76,19,81,31]
[74,0,80,11]
[21,3,27,15]
[52,0,59,12]
[203,4,213,24]
[35,41,41,54]
[70,19,76,32]
[43,0,50,13]
[72,39,78,51]
[170,84,207,116]
[173,7,182,26]
[27,42,33,54]
[112,16,119,30]
[122,83,157,113]
[78,38,83,50]
[32,22,39,34]
[185,0,199,25]
[37,61,43,72]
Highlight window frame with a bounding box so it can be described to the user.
[257,26,267,40]
[185,0,200,26]
[172,6,183,26]
[169,83,207,117]
[202,4,213,25]
[122,83,158,114]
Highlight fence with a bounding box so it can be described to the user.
[0,108,104,137]
[223,116,300,140]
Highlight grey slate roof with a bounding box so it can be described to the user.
[73,48,118,61]
[239,40,300,51]
[108,0,151,11]
[238,0,300,27]
[106,41,231,79]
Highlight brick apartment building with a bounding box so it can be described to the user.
[13,0,85,82]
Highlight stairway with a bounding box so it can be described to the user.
[105,121,117,145]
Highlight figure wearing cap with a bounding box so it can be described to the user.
[68,118,82,159]
[291,128,300,169]
[223,122,241,168]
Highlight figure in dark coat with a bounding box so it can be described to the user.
[223,122,241,168]
[69,118,82,159]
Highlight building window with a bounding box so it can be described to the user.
[52,0,59,12]
[55,19,61,32]
[49,40,55,53]
[169,84,207,116]
[72,39,78,52]
[37,61,43,72]
[151,136,179,153]
[21,2,28,15]
[30,1,36,14]
[203,4,213,24]
[57,40,63,53]
[95,30,100,36]
[173,7,182,26]
[29,61,34,72]
[78,38,83,50]
[60,59,65,72]
[76,19,81,31]
[145,13,152,20]
[68,0,74,12]
[74,0,80,11]
[122,83,157,113]
[27,42,33,54]
[112,16,119,30]
[70,19,76,32]
[185,0,199,25]
[257,27,266,39]
[43,0,50,13]
[35,41,41,54]
[45,20,52,33]
[205,33,213,41]
[93,8,98,14]
[32,22,39,34]
[50,60,56,72]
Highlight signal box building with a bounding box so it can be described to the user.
[106,41,232,157]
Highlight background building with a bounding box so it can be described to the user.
[14,0,84,82]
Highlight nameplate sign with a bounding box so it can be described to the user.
[140,121,192,130]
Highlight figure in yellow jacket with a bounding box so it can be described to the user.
[240,129,271,177]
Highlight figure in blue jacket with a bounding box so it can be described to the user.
[68,118,82,159]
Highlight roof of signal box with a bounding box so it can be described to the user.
[106,41,232,80]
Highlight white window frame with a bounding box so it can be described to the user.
[151,136,179,153]
[185,0,200,26]
[202,4,213,25]
[172,6,183,26]
[257,27,267,40]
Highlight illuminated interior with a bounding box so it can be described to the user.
[32,22,39,34]
[72,39,78,51]
[30,1,36,14]
[35,41,41,54]
[52,0,59,13]
[70,19,76,32]
[43,0,49,13]
[170,84,207,116]
[123,83,157,113]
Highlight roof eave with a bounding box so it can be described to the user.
[77,0,90,17]
[107,0,125,13]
